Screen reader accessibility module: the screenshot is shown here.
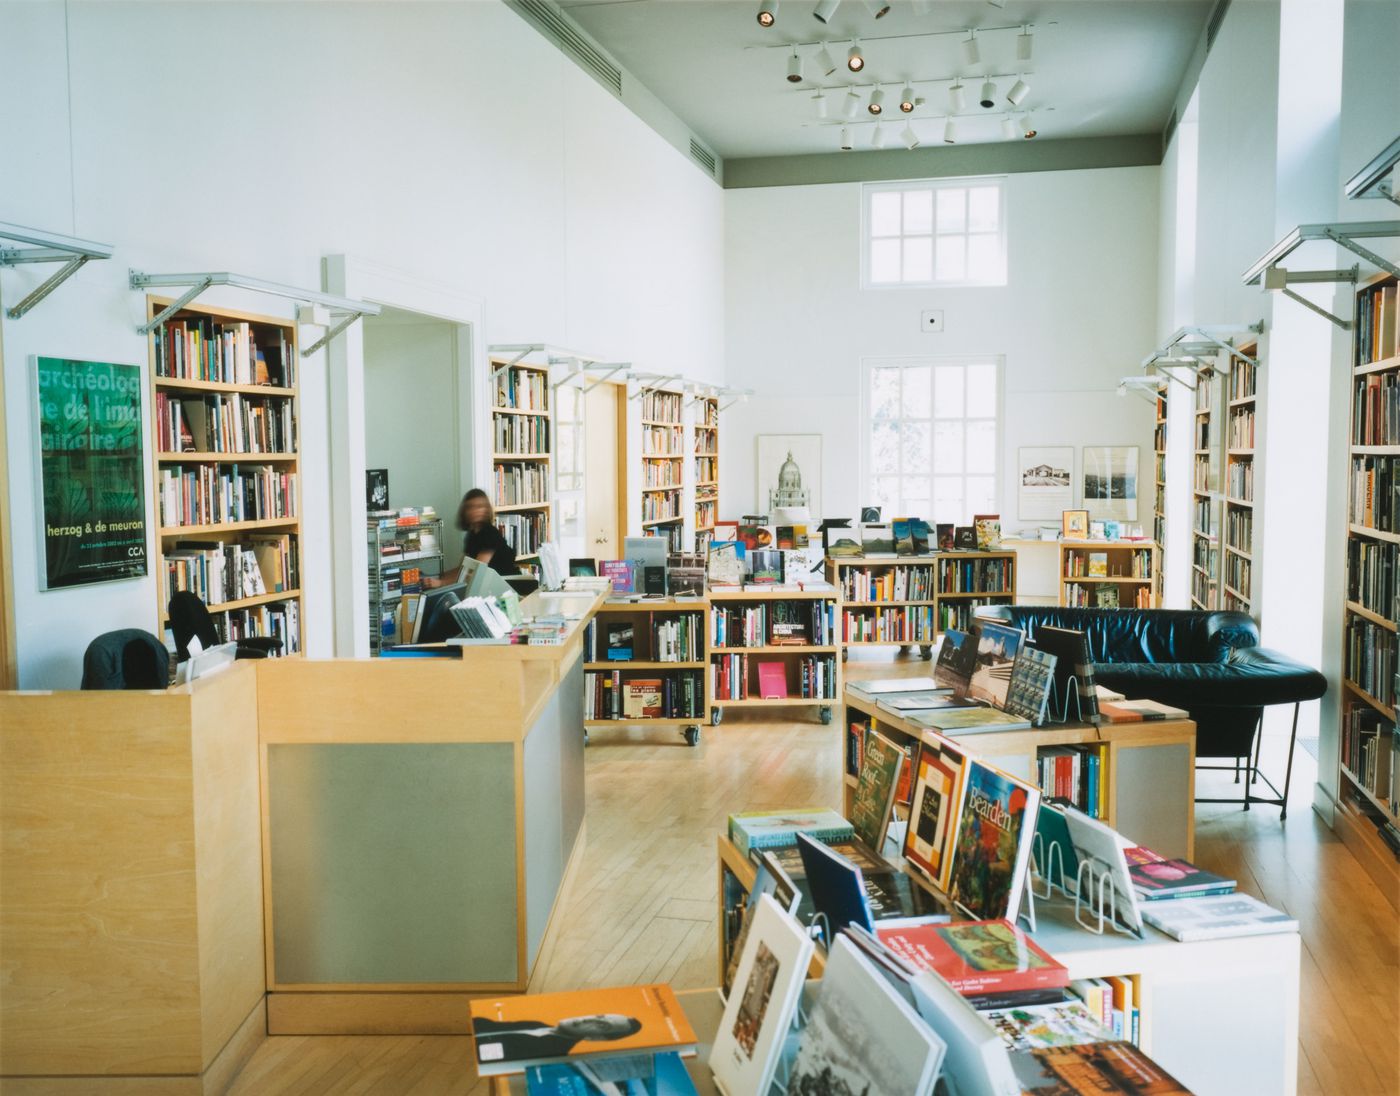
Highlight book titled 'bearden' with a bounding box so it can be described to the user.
[948,759,1041,922]
[470,983,697,1076]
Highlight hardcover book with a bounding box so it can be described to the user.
[722,857,802,998]
[749,549,783,583]
[967,619,1026,709]
[1088,551,1109,577]
[948,760,1041,922]
[1031,626,1100,724]
[606,623,634,661]
[876,691,974,715]
[849,730,905,852]
[847,676,948,699]
[470,984,697,1077]
[1004,647,1058,726]
[763,840,946,926]
[936,523,956,550]
[623,679,663,719]
[600,560,635,594]
[954,526,978,550]
[1123,848,1236,901]
[934,629,978,696]
[903,733,969,892]
[893,518,917,556]
[861,522,897,557]
[909,707,1033,734]
[727,808,853,855]
[755,661,788,699]
[875,920,1068,999]
[796,832,877,938]
[525,1052,698,1095]
[912,519,932,555]
[980,1000,1111,1052]
[1008,1041,1193,1095]
[974,514,1002,549]
[1137,893,1297,942]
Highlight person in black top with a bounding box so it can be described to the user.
[458,488,520,576]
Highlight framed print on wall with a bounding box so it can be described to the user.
[1017,446,1074,521]
[756,434,821,517]
[1081,445,1139,522]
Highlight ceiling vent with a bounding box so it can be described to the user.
[510,0,623,97]
[689,139,718,178]
[1205,0,1231,54]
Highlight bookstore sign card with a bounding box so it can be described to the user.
[33,357,148,589]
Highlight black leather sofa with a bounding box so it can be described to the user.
[980,606,1327,817]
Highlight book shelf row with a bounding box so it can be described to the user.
[1057,543,1158,609]
[1153,388,1168,603]
[695,394,719,531]
[1191,368,1219,612]
[492,359,552,580]
[156,463,297,529]
[1223,351,1259,612]
[154,314,296,388]
[154,391,296,456]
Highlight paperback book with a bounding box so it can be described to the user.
[1008,1041,1194,1095]
[908,706,1033,735]
[525,1052,698,1095]
[1123,847,1236,901]
[847,676,949,699]
[980,999,1112,1052]
[1137,893,1298,942]
[727,808,853,856]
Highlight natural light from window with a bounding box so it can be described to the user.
[864,180,1007,287]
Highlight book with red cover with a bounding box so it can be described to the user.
[1008,1041,1193,1095]
[470,983,697,1077]
[875,919,1068,998]
[756,660,788,699]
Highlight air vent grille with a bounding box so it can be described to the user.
[689,139,717,177]
[1205,0,1230,53]
[1162,107,1179,153]
[511,0,623,97]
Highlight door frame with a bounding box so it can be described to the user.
[323,256,485,657]
[0,285,16,688]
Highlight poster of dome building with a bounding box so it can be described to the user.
[756,435,821,517]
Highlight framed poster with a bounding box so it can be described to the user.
[34,356,148,589]
[1081,445,1139,522]
[756,434,821,518]
[1017,446,1074,521]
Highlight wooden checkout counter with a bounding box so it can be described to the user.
[0,590,604,1095]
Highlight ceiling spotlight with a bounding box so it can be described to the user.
[901,122,920,150]
[1022,114,1038,138]
[847,40,865,71]
[843,86,861,119]
[899,84,915,112]
[979,79,997,108]
[868,86,885,115]
[840,126,854,151]
[944,117,958,144]
[864,0,891,17]
[812,89,828,118]
[948,80,966,113]
[1001,115,1017,140]
[1016,26,1033,62]
[871,124,886,149]
[787,49,804,83]
[963,30,979,66]
[757,0,778,27]
[813,0,840,23]
[1006,77,1030,107]
[816,43,838,76]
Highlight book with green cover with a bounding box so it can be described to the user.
[728,808,854,856]
[848,730,905,852]
[909,707,1033,735]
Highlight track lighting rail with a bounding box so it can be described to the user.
[129,270,381,356]
[0,221,113,320]
[749,21,1032,51]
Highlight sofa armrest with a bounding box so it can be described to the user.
[1093,648,1326,710]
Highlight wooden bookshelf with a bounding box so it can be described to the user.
[705,588,841,724]
[1153,387,1168,604]
[584,601,706,745]
[1223,347,1259,616]
[1336,271,1400,908]
[641,388,685,551]
[826,553,1016,658]
[1059,541,1160,609]
[490,358,552,579]
[146,297,304,653]
[1191,366,1223,610]
[694,394,719,541]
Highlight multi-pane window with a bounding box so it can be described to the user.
[865,359,1000,523]
[864,180,1007,287]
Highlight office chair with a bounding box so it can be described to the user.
[81,629,171,690]
[167,591,282,662]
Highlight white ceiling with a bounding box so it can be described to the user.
[559,0,1213,159]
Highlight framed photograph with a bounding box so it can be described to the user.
[1061,509,1090,539]
[366,468,390,510]
[33,356,148,590]
[1082,445,1139,521]
[756,434,821,517]
[1017,446,1074,521]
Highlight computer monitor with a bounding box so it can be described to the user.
[417,583,466,644]
[174,641,237,685]
[458,557,511,599]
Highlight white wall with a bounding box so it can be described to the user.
[723,167,1160,529]
[0,0,724,688]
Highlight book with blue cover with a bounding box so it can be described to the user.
[796,831,875,941]
[526,1051,698,1094]
[727,808,853,856]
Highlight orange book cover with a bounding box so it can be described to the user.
[470,984,697,1076]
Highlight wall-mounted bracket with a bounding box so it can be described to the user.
[129,270,381,355]
[628,372,682,400]
[1116,376,1164,405]
[582,364,630,392]
[1344,134,1400,208]
[1260,265,1358,331]
[1243,221,1400,285]
[0,222,113,320]
[718,386,754,411]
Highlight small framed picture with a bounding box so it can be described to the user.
[1090,520,1107,540]
[1103,520,1122,541]
[1062,509,1090,539]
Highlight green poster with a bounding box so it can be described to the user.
[35,356,148,589]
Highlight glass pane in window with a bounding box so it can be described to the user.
[936,187,967,233]
[871,367,900,420]
[871,238,901,283]
[933,420,964,473]
[967,475,996,515]
[934,234,966,282]
[934,365,964,417]
[967,233,1001,283]
[968,186,999,232]
[966,363,997,417]
[902,421,930,473]
[965,419,996,474]
[872,476,900,514]
[872,420,900,474]
[871,190,902,236]
[933,477,964,522]
[903,189,934,234]
[902,489,930,518]
[903,236,934,282]
[901,366,931,418]
[559,495,583,538]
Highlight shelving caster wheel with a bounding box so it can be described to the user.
[711,708,723,726]
[683,725,701,747]
[920,645,933,660]
[583,729,590,746]
[820,706,834,725]
[841,648,849,661]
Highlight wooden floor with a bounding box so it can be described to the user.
[227,651,1400,1096]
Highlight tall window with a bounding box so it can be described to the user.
[864,179,1006,287]
[864,359,1000,522]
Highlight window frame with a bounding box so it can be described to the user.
[859,356,1005,525]
[861,177,1009,289]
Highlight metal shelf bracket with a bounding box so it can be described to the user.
[1344,134,1400,208]
[629,373,682,400]
[0,221,113,320]
[1260,265,1358,331]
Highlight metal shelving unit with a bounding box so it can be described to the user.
[367,518,444,654]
